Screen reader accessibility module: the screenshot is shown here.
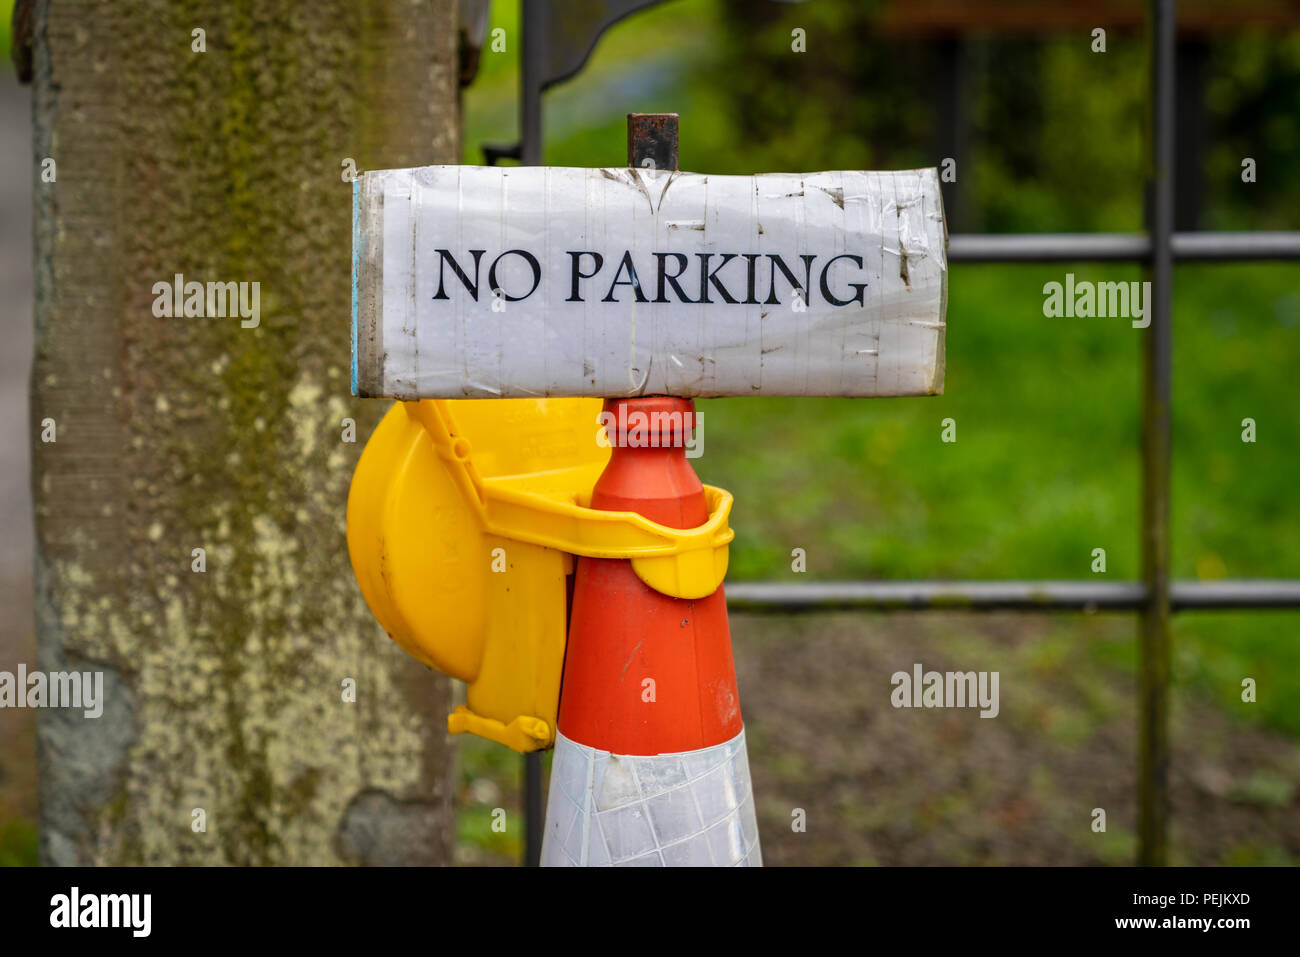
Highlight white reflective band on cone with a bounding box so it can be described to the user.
[541,728,762,866]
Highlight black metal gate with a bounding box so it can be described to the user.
[505,0,1300,866]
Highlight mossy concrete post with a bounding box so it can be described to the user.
[30,0,460,864]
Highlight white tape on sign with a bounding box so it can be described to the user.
[352,165,946,399]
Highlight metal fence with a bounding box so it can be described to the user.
[507,0,1300,866]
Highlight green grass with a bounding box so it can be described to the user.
[694,261,1300,734]
[0,818,38,867]
[452,732,544,864]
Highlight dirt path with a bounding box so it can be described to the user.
[453,608,1298,866]
[734,611,1299,866]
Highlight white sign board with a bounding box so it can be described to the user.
[352,165,947,398]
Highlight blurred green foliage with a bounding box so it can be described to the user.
[453,0,1300,863]
[468,0,1300,230]
[461,0,1300,734]
[0,818,37,867]
[454,734,526,864]
[1,0,12,63]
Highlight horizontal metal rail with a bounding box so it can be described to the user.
[948,231,1300,263]
[725,579,1300,612]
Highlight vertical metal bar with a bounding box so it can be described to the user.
[1139,0,1176,867]
[931,35,973,232]
[523,752,543,866]
[519,1,548,867]
[520,0,546,166]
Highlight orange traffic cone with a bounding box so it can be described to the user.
[541,397,762,866]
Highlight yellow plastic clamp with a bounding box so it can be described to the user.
[345,398,731,753]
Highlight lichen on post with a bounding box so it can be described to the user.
[30,0,460,865]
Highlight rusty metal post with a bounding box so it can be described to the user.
[628,112,679,171]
